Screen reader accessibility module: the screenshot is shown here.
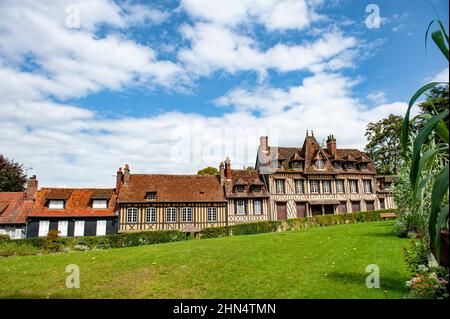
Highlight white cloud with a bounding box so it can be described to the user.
[366,90,388,104]
[181,0,323,31]
[431,67,449,83]
[178,22,356,76]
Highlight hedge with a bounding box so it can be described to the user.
[201,220,282,239]
[201,226,231,239]
[285,209,396,231]
[10,229,187,252]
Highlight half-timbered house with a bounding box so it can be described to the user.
[116,165,227,233]
[256,132,396,220]
[27,187,118,237]
[220,158,270,225]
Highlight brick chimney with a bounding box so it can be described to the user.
[116,167,123,193]
[123,164,130,187]
[326,134,337,155]
[219,161,225,186]
[26,175,38,200]
[260,136,269,154]
[224,157,232,180]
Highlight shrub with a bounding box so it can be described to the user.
[201,226,230,239]
[0,234,11,242]
[230,221,281,236]
[393,220,408,238]
[0,241,43,257]
[403,239,430,275]
[43,229,62,252]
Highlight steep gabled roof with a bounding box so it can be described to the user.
[0,192,32,224]
[225,170,269,198]
[118,175,226,203]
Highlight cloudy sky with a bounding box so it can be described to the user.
[0,0,448,187]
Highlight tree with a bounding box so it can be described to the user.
[0,155,27,192]
[365,114,403,175]
[197,166,219,176]
[245,166,255,171]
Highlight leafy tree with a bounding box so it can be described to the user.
[245,166,255,171]
[0,155,26,192]
[365,114,403,175]
[197,166,219,176]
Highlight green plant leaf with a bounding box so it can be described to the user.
[402,82,445,156]
[429,163,449,253]
[409,110,449,201]
[426,20,450,53]
[431,30,449,61]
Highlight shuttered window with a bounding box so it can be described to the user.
[74,221,85,237]
[38,220,49,237]
[58,221,68,237]
[96,220,107,236]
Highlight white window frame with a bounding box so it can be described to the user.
[96,220,107,236]
[38,220,50,237]
[236,200,246,215]
[14,228,23,240]
[295,180,304,194]
[74,221,85,237]
[310,180,320,194]
[166,207,177,223]
[146,192,156,200]
[145,207,156,223]
[275,179,285,194]
[182,207,192,222]
[322,180,331,193]
[92,199,108,209]
[315,159,325,170]
[350,180,358,193]
[48,200,64,209]
[127,207,138,224]
[253,200,262,215]
[58,220,68,237]
[336,180,345,193]
[207,207,217,222]
[364,180,372,193]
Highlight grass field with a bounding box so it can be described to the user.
[0,221,412,299]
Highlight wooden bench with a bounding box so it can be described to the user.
[380,212,397,220]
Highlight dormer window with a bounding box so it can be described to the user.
[252,185,261,193]
[315,160,325,170]
[146,192,157,200]
[333,162,341,169]
[235,185,245,193]
[92,199,108,209]
[277,160,283,168]
[359,163,367,170]
[291,161,302,169]
[48,200,65,209]
[346,163,353,170]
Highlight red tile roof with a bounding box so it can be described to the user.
[0,192,32,224]
[29,188,117,217]
[225,170,270,198]
[118,174,227,203]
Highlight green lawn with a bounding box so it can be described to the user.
[0,221,412,299]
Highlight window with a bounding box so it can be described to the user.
[235,185,245,193]
[359,163,367,170]
[292,161,302,169]
[92,199,108,209]
[236,200,246,215]
[277,160,283,168]
[252,185,261,193]
[350,180,358,193]
[166,207,177,223]
[58,221,68,237]
[96,220,107,236]
[346,163,353,170]
[379,198,385,209]
[49,200,64,209]
[182,207,192,222]
[295,180,304,194]
[74,221,85,237]
[127,207,138,223]
[322,180,331,193]
[275,179,285,194]
[384,182,391,190]
[363,180,372,193]
[310,180,320,193]
[146,192,157,200]
[315,160,325,169]
[145,207,156,223]
[253,200,262,215]
[336,180,345,193]
[333,162,341,169]
[38,220,49,237]
[207,207,217,222]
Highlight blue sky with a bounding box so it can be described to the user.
[0,0,448,187]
